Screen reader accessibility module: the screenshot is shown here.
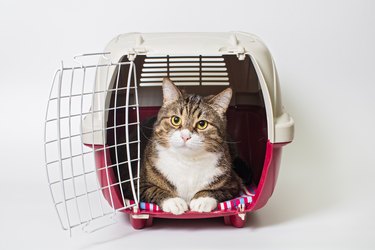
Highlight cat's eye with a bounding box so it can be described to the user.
[171,115,182,127]
[196,120,208,130]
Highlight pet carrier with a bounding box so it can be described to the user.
[44,32,294,234]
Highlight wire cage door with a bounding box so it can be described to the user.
[44,53,141,234]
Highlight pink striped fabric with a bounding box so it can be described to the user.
[124,185,255,212]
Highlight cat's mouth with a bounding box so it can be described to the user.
[177,142,191,149]
[174,141,203,153]
[169,133,203,151]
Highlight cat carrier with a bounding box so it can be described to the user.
[44,32,294,234]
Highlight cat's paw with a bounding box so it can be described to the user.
[189,197,217,212]
[161,197,188,215]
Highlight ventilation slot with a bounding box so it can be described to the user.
[140,56,229,86]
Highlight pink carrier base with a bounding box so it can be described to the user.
[87,140,286,229]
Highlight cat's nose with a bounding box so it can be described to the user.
[181,135,191,142]
[180,129,192,142]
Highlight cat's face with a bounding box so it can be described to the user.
[153,78,232,156]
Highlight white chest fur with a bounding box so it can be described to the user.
[155,145,223,202]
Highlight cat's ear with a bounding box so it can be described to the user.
[208,88,232,116]
[162,78,182,104]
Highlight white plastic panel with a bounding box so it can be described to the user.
[274,111,295,143]
[101,32,284,120]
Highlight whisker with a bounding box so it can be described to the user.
[141,125,154,129]
[140,127,153,142]
[223,140,240,144]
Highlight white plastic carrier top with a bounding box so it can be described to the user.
[82,32,294,145]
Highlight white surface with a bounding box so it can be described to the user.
[0,0,374,249]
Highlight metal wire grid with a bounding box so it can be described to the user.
[44,53,140,234]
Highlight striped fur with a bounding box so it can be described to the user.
[140,78,243,214]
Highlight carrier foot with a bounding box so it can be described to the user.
[130,214,152,229]
[224,214,247,228]
[223,216,231,225]
[230,213,247,228]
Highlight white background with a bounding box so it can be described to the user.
[1,0,374,249]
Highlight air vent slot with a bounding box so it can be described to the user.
[140,56,230,86]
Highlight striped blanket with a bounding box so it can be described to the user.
[125,185,255,212]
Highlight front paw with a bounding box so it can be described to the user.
[161,197,188,215]
[189,197,217,212]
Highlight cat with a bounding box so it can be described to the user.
[138,78,243,215]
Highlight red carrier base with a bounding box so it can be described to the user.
[86,136,286,229]
[130,212,247,229]
[87,141,285,229]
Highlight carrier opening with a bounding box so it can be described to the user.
[106,54,268,205]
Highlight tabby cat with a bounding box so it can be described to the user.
[139,78,243,215]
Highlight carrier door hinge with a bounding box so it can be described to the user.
[127,34,147,61]
[231,47,246,60]
[132,206,149,219]
[131,213,150,219]
[219,34,246,60]
[237,49,246,60]
[127,47,147,61]
[219,46,246,60]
